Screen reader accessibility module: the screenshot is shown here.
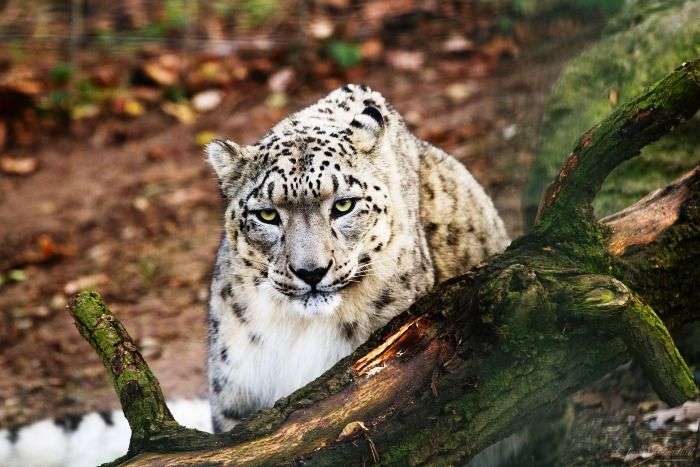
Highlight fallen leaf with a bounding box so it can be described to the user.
[195,131,218,147]
[64,273,109,295]
[71,104,101,120]
[0,120,6,150]
[0,156,39,175]
[482,36,519,59]
[266,92,288,109]
[268,68,295,93]
[443,34,475,54]
[309,17,334,40]
[146,146,168,161]
[386,50,424,71]
[445,82,477,103]
[162,101,196,124]
[192,90,223,112]
[637,400,660,413]
[337,421,368,441]
[142,54,182,86]
[139,336,162,359]
[360,39,384,61]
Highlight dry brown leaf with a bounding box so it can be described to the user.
[162,102,196,124]
[64,273,109,295]
[0,156,39,175]
[337,421,368,442]
[386,50,424,71]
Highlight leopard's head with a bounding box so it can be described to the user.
[207,103,397,317]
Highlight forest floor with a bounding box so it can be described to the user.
[0,6,697,465]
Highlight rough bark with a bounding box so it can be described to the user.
[68,60,700,466]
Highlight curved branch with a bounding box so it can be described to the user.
[561,274,695,405]
[68,292,223,459]
[535,59,700,226]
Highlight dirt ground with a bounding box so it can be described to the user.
[0,11,698,466]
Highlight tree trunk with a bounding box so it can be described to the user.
[68,60,700,466]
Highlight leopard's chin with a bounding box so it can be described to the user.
[287,291,342,317]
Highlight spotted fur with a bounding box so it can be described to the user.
[206,84,509,432]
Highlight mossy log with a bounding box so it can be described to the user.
[69,61,700,466]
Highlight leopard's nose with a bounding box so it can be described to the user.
[290,262,331,288]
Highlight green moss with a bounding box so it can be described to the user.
[524,0,700,226]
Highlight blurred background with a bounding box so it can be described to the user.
[0,0,698,464]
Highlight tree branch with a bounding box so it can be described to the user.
[67,60,700,466]
[535,60,700,226]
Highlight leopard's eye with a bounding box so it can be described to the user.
[255,209,279,224]
[331,199,356,218]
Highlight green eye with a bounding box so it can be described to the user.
[332,199,356,217]
[256,209,279,224]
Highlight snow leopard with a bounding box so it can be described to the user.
[0,84,509,467]
[206,83,509,432]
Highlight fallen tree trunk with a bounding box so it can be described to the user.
[70,60,700,466]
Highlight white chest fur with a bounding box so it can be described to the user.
[211,288,356,415]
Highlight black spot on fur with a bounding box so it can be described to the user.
[231,302,247,323]
[341,321,359,340]
[7,428,19,443]
[361,105,384,126]
[212,377,223,394]
[212,417,223,433]
[54,413,83,432]
[210,317,220,334]
[99,411,114,426]
[220,283,232,300]
[249,333,261,344]
[373,289,394,311]
[220,346,228,362]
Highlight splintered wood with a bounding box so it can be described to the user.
[602,167,699,256]
[352,316,427,376]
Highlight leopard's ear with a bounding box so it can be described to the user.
[205,139,251,181]
[349,105,385,153]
